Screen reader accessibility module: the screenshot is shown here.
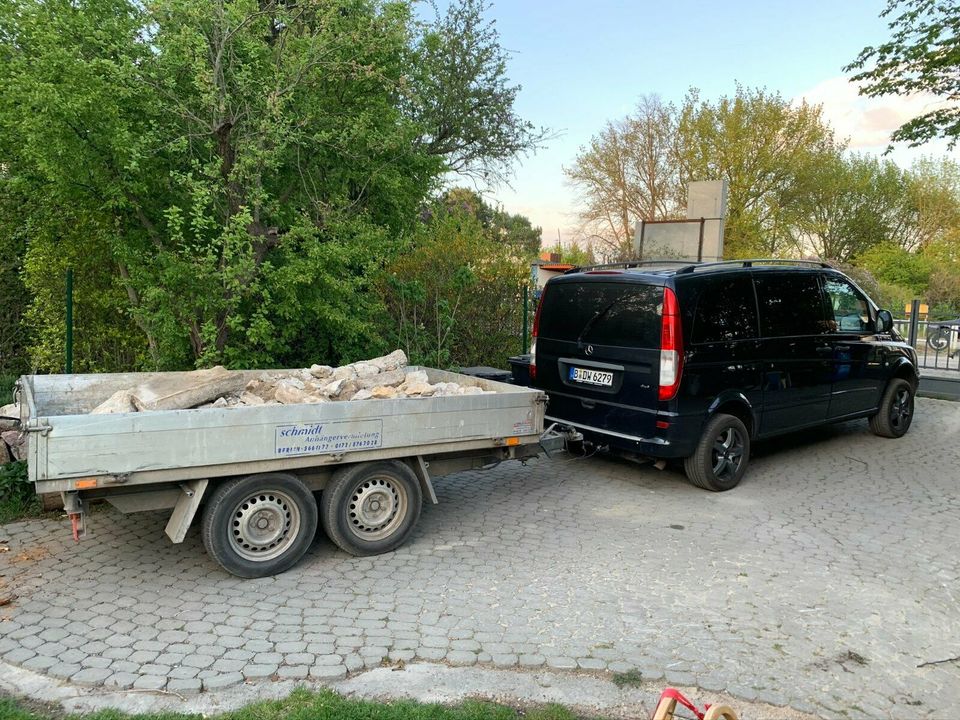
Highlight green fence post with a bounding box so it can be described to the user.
[65,268,74,374]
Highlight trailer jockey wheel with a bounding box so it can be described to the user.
[320,460,422,556]
[201,473,318,578]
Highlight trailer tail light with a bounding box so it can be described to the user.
[658,287,683,401]
[529,287,546,381]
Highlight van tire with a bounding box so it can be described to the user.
[201,473,318,578]
[684,413,750,492]
[869,378,914,438]
[320,460,422,556]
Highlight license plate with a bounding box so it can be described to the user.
[569,367,614,386]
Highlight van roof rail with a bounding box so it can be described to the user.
[564,260,694,274]
[674,258,834,273]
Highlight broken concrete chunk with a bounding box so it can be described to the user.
[275,380,310,405]
[352,362,380,379]
[213,397,229,408]
[403,370,429,386]
[370,386,398,399]
[351,388,374,401]
[245,377,277,402]
[370,349,408,372]
[334,380,359,401]
[331,365,358,383]
[91,390,137,415]
[239,392,265,406]
[358,368,405,390]
[132,366,248,412]
[309,364,334,379]
[0,406,20,431]
[1,430,25,461]
[0,441,10,465]
[403,382,435,396]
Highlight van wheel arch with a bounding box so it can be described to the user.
[707,397,756,439]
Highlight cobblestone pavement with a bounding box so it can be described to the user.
[1,398,958,718]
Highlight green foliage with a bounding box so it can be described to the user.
[783,153,913,262]
[0,217,29,376]
[436,188,542,257]
[856,243,933,293]
[412,0,550,183]
[676,85,837,258]
[0,461,39,525]
[0,0,542,373]
[0,689,585,720]
[381,211,527,369]
[0,373,15,406]
[847,0,960,148]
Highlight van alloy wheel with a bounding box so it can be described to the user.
[684,413,750,492]
[889,386,912,431]
[869,378,914,439]
[712,427,745,482]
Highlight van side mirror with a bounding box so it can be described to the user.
[877,309,893,334]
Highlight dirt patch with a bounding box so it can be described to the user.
[10,546,50,564]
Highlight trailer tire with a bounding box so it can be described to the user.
[320,460,422,556]
[201,473,317,578]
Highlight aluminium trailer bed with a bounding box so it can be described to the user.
[16,367,567,577]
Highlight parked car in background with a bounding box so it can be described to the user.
[531,259,919,491]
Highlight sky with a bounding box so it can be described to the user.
[435,0,960,246]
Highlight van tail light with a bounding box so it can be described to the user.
[658,287,683,401]
[529,287,546,381]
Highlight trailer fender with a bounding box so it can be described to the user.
[165,479,209,543]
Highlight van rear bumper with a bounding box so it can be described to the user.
[545,414,695,458]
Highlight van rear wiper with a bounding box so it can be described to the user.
[576,297,621,348]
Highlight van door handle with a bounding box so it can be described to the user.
[815,345,833,355]
[581,399,596,409]
[835,345,850,351]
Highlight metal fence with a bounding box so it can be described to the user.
[894,300,960,373]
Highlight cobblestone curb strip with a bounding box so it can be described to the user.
[0,660,819,720]
[0,398,958,718]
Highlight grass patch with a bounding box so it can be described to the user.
[611,669,644,689]
[0,461,42,525]
[0,689,588,720]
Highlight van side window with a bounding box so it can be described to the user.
[690,276,758,343]
[822,276,874,333]
[754,274,828,338]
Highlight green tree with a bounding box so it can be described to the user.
[846,0,960,148]
[380,210,527,368]
[434,187,542,257]
[411,0,550,183]
[0,0,543,372]
[783,153,910,262]
[564,95,683,259]
[676,85,837,257]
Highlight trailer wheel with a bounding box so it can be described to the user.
[320,460,422,556]
[201,473,318,578]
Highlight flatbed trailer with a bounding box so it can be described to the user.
[16,367,571,577]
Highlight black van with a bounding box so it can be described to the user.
[531,260,918,491]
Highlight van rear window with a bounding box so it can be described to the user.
[539,282,662,348]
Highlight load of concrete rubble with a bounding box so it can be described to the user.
[88,349,494,415]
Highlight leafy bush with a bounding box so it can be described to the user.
[0,374,16,406]
[0,461,37,524]
[856,243,932,295]
[380,212,528,369]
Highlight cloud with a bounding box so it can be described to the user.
[796,76,956,153]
